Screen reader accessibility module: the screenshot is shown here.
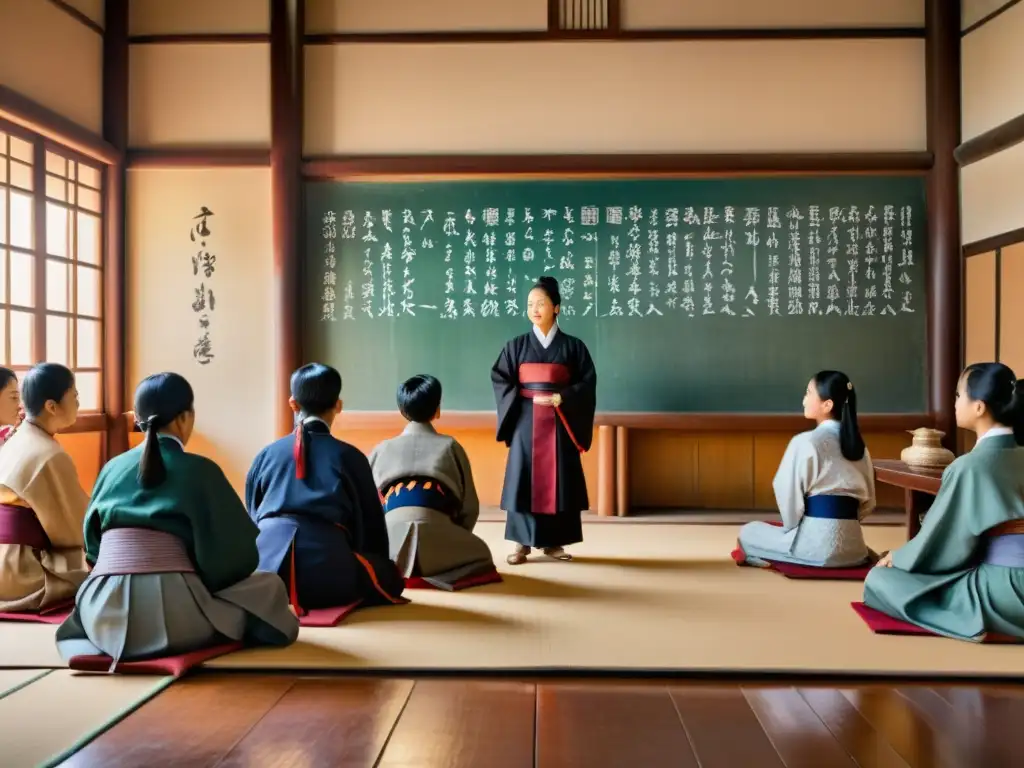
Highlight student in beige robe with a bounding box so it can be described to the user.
[0,363,89,612]
[0,367,22,447]
[369,375,496,589]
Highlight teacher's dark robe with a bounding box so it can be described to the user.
[491,326,596,548]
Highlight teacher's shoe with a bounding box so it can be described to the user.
[543,547,572,561]
[507,545,530,565]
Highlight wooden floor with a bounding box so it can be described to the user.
[58,673,1024,767]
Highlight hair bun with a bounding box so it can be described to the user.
[538,275,559,289]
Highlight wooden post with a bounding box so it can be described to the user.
[596,425,616,516]
[102,0,129,460]
[615,426,629,516]
[270,0,304,437]
[925,0,961,451]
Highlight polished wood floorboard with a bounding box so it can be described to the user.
[60,674,1024,767]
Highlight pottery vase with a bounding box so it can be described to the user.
[900,428,955,469]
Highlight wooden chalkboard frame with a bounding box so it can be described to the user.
[335,411,930,432]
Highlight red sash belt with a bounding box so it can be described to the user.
[518,363,584,516]
[0,503,51,550]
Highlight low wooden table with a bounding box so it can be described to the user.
[873,459,943,539]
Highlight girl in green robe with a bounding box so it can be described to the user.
[56,373,299,668]
[863,362,1024,642]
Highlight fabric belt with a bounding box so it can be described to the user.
[0,503,51,549]
[91,527,195,576]
[982,533,1024,568]
[803,495,860,521]
[383,478,453,514]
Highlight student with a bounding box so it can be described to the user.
[0,367,23,448]
[737,371,875,568]
[863,362,1024,642]
[368,374,496,588]
[491,276,597,565]
[55,372,298,666]
[246,363,405,612]
[0,363,89,613]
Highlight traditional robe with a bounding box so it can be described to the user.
[738,420,875,567]
[246,418,405,611]
[491,325,597,548]
[55,435,298,665]
[369,421,495,588]
[0,421,89,612]
[863,430,1024,642]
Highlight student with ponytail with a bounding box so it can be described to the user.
[245,363,405,614]
[55,372,298,667]
[736,370,877,569]
[864,362,1024,642]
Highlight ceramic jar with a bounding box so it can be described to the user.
[900,428,955,469]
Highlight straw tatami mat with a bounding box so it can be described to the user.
[0,670,171,768]
[0,668,49,699]
[206,523,1024,678]
[5,523,1024,679]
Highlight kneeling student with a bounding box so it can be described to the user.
[369,375,496,589]
[737,370,875,568]
[56,373,298,667]
[246,363,405,613]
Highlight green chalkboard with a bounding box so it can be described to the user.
[303,176,927,413]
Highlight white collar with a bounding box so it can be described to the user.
[977,426,1014,443]
[159,433,184,449]
[533,323,559,349]
[815,419,840,433]
[302,415,331,429]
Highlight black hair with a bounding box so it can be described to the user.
[0,367,17,392]
[134,372,195,488]
[21,363,75,419]
[291,363,342,417]
[813,370,865,462]
[530,275,561,307]
[397,374,442,423]
[962,362,1024,445]
[290,363,343,480]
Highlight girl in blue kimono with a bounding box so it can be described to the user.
[246,363,405,614]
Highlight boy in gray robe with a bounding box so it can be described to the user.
[369,375,496,589]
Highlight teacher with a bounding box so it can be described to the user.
[490,276,597,565]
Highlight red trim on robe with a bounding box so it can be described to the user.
[517,362,583,516]
[293,425,305,480]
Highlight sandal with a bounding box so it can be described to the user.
[543,547,572,561]
[507,545,531,565]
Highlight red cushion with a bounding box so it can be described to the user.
[732,547,873,580]
[68,641,243,676]
[0,600,74,624]
[851,602,1022,644]
[405,568,503,591]
[298,601,363,627]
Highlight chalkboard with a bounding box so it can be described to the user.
[304,176,927,413]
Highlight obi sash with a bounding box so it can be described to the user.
[804,495,860,521]
[0,503,51,550]
[981,520,1024,568]
[518,362,584,516]
[91,528,196,576]
[383,478,455,515]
